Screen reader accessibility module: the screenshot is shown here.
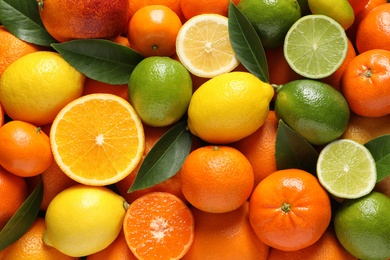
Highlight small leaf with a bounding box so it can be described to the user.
[0,0,57,46]
[0,179,43,250]
[228,1,269,83]
[52,39,144,85]
[129,121,192,192]
[275,120,319,174]
[364,134,390,182]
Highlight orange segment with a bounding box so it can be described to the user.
[50,93,145,186]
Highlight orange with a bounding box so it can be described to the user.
[0,166,28,230]
[180,0,241,21]
[348,0,370,15]
[267,226,358,260]
[180,145,254,213]
[231,110,278,189]
[0,103,4,127]
[182,202,269,260]
[38,0,128,42]
[111,35,131,48]
[82,77,129,101]
[356,3,390,53]
[375,175,390,197]
[123,192,194,260]
[341,49,390,117]
[127,5,182,57]
[249,169,332,251]
[127,0,184,21]
[0,120,53,177]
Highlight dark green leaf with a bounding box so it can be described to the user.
[0,179,43,250]
[0,0,56,46]
[52,39,144,85]
[228,1,269,83]
[275,120,319,174]
[129,121,192,192]
[364,134,390,182]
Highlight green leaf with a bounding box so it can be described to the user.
[52,39,144,85]
[129,121,192,192]
[0,179,43,250]
[364,134,390,182]
[228,1,269,83]
[0,0,56,46]
[275,120,319,174]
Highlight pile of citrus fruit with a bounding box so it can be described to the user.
[1,0,390,259]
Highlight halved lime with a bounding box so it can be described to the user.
[317,139,376,199]
[283,14,348,79]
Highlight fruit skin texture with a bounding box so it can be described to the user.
[341,49,390,117]
[249,169,332,251]
[43,185,126,257]
[38,0,128,42]
[180,0,241,20]
[334,191,390,260]
[274,79,350,145]
[187,71,274,144]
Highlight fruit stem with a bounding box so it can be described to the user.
[281,202,291,213]
[272,84,284,93]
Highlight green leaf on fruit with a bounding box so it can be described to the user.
[128,121,192,192]
[0,0,57,46]
[52,39,144,85]
[364,134,390,182]
[275,120,319,174]
[0,179,43,250]
[227,1,269,83]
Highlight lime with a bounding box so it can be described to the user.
[334,191,390,260]
[283,14,348,79]
[317,139,377,199]
[128,56,192,127]
[274,79,350,145]
[237,0,301,49]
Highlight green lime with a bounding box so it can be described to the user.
[274,79,350,145]
[334,191,390,260]
[237,0,301,49]
[128,56,192,127]
[317,139,377,199]
[283,14,348,79]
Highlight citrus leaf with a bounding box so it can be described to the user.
[364,134,390,182]
[228,1,269,83]
[0,179,43,250]
[51,39,144,85]
[0,0,57,46]
[128,121,192,192]
[275,120,319,174]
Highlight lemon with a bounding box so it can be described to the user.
[0,51,85,126]
[43,184,126,257]
[187,71,274,144]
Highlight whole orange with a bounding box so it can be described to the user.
[38,0,128,42]
[249,169,332,251]
[127,0,184,21]
[0,120,53,177]
[127,5,182,57]
[180,0,241,20]
[341,49,390,117]
[180,145,254,213]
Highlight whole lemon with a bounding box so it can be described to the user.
[43,184,126,257]
[0,51,85,126]
[187,72,274,144]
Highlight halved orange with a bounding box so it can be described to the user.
[50,93,145,186]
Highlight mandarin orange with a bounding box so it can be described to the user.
[127,0,184,21]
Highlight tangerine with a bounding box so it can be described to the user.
[127,0,183,21]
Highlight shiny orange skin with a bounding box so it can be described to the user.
[249,169,332,251]
[0,120,53,177]
[127,0,184,22]
[180,0,241,20]
[82,78,129,102]
[0,102,4,127]
[348,0,370,15]
[341,49,390,117]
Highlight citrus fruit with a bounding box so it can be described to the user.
[0,51,85,126]
[50,93,145,186]
[0,120,53,177]
[123,192,194,260]
[128,56,192,127]
[43,184,127,257]
[284,14,349,79]
[237,0,301,49]
[180,0,241,20]
[187,71,274,144]
[83,77,129,101]
[317,139,377,199]
[274,79,350,145]
[249,169,332,251]
[348,0,370,15]
[334,191,390,260]
[0,103,4,127]
[127,0,183,20]
[175,14,239,78]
